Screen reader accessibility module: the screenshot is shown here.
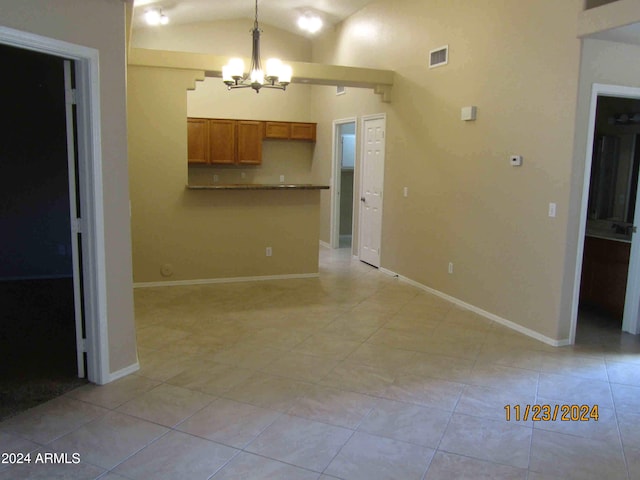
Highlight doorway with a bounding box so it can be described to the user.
[574,84,640,341]
[0,44,85,418]
[331,119,357,250]
[358,114,386,268]
[0,25,110,386]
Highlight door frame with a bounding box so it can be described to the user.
[330,117,358,249]
[571,83,640,342]
[358,113,386,267]
[0,26,110,383]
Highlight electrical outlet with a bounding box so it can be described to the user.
[403,187,409,198]
[279,175,285,183]
[448,262,453,274]
[266,247,272,257]
[213,174,219,183]
[548,202,557,218]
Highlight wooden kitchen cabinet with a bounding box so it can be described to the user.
[264,121,316,141]
[236,121,263,165]
[208,119,236,165]
[264,121,290,139]
[187,118,209,164]
[187,118,263,165]
[188,118,315,165]
[290,122,316,141]
[579,236,630,318]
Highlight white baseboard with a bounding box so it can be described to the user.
[134,272,320,288]
[379,267,571,347]
[105,362,140,384]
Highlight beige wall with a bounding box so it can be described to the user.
[311,0,584,341]
[0,0,137,373]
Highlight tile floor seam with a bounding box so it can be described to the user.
[610,406,632,480]
[318,427,358,478]
[204,446,243,480]
[426,451,530,480]
[104,426,175,474]
[526,370,542,473]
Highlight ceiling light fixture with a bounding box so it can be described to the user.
[144,7,169,26]
[297,13,323,34]
[222,0,292,93]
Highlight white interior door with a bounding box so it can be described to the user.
[358,115,386,267]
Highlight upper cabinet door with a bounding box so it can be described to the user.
[208,119,236,164]
[290,122,316,142]
[264,122,291,139]
[237,121,263,165]
[187,118,209,164]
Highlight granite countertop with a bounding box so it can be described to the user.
[186,184,330,190]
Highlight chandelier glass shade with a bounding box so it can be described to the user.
[222,0,292,93]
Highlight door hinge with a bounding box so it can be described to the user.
[66,88,77,106]
[72,218,83,234]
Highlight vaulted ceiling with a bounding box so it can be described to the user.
[132,0,378,36]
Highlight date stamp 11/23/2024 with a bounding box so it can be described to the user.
[504,404,599,422]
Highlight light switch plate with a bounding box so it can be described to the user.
[461,106,477,121]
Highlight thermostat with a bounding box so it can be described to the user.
[510,155,523,167]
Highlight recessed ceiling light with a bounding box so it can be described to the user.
[298,14,323,34]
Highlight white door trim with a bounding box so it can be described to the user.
[63,59,85,379]
[570,83,640,342]
[358,113,386,267]
[330,117,358,249]
[0,26,110,383]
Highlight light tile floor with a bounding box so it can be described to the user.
[1,247,640,479]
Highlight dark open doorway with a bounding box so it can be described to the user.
[578,95,640,342]
[0,44,85,419]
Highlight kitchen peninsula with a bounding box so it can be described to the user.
[177,181,329,284]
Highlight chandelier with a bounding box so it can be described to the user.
[222,0,292,93]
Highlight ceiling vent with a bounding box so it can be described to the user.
[429,45,449,68]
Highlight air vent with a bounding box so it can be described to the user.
[429,45,449,68]
[336,85,346,96]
